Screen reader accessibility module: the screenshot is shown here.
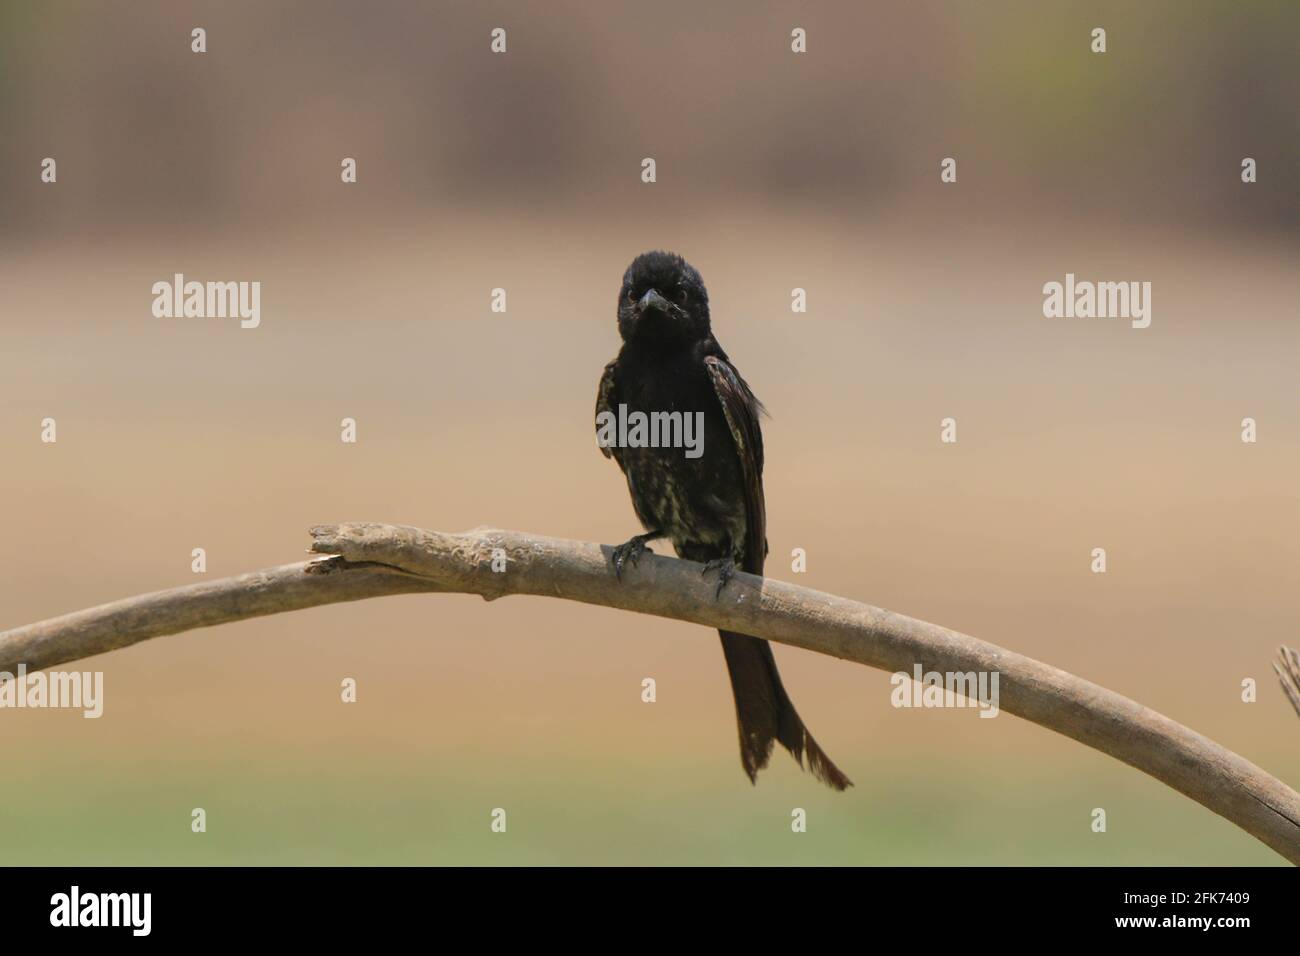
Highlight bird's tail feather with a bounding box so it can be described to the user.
[718,630,852,791]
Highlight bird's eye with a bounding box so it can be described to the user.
[675,288,689,305]
[626,288,637,303]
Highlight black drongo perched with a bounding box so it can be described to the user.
[595,250,851,791]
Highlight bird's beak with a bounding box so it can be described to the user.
[637,289,672,315]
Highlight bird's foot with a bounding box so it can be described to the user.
[701,557,736,599]
[612,533,658,581]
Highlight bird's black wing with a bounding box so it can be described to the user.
[703,354,767,575]
[595,359,623,467]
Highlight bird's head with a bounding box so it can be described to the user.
[616,250,710,346]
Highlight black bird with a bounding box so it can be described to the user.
[595,250,852,791]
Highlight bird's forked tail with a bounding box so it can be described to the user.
[718,630,852,791]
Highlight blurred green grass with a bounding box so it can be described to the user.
[2,752,1286,865]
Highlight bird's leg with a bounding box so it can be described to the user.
[611,531,662,581]
[701,557,736,599]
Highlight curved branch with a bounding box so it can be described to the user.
[1,522,1296,863]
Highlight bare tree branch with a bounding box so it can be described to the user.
[1,522,1297,863]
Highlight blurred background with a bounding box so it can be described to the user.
[0,0,1296,864]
